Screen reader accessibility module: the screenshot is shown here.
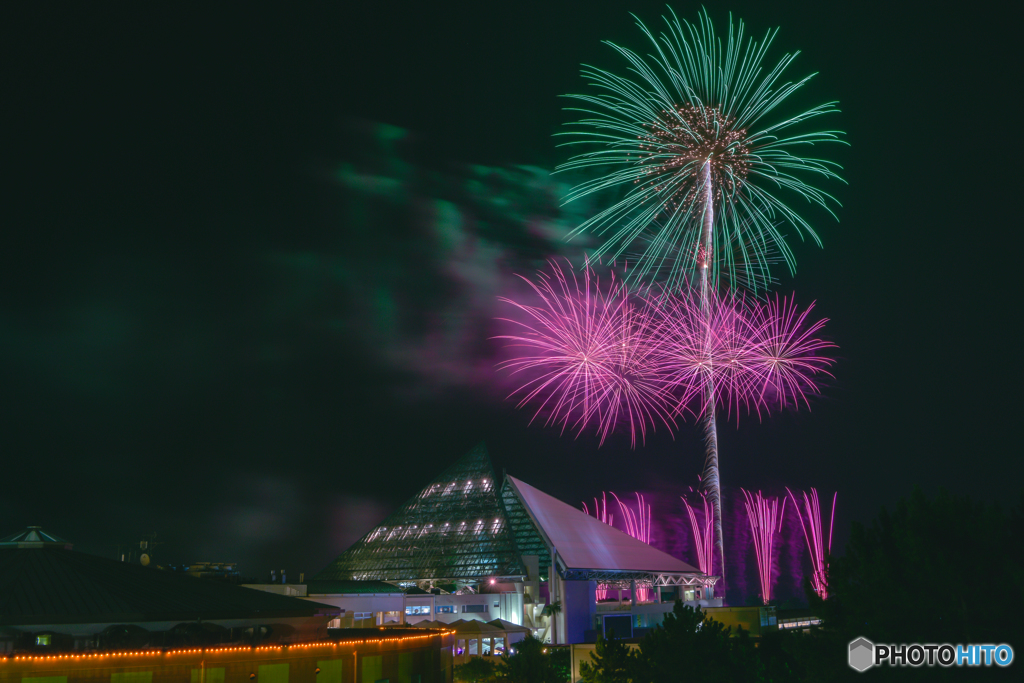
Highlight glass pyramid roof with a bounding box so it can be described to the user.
[315,443,528,582]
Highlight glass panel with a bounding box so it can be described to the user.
[457,639,465,655]
[317,660,344,683]
[191,669,225,683]
[112,675,153,683]
[494,638,504,655]
[398,652,413,683]
[469,639,478,655]
[257,664,289,683]
[481,639,491,655]
[361,656,382,683]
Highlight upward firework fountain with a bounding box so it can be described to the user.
[583,491,656,603]
[787,487,836,600]
[613,493,655,602]
[742,489,787,605]
[681,487,714,577]
[582,493,615,601]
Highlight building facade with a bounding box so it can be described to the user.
[300,444,720,645]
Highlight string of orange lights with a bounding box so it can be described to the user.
[0,631,454,663]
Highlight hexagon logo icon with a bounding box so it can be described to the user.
[849,637,874,672]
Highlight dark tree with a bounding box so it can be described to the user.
[453,657,497,683]
[498,634,567,683]
[578,629,633,683]
[827,488,1023,647]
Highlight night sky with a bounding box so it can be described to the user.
[3,1,1021,591]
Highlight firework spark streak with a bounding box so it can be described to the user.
[584,492,656,602]
[786,487,836,600]
[497,263,835,443]
[495,260,675,446]
[648,290,836,419]
[681,489,714,576]
[558,8,845,292]
[613,492,655,602]
[742,489,787,605]
[583,493,615,600]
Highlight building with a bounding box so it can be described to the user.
[0,630,452,683]
[0,527,341,652]
[0,527,453,683]
[296,444,719,645]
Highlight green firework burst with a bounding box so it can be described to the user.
[558,8,846,292]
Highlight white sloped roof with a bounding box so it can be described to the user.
[506,476,700,574]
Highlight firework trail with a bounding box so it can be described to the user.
[612,492,655,602]
[742,489,787,605]
[495,260,674,447]
[681,487,714,576]
[582,493,615,600]
[583,491,656,602]
[786,487,836,600]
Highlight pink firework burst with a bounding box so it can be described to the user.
[786,487,836,600]
[495,261,674,446]
[648,289,835,421]
[496,264,834,446]
[742,489,787,605]
[744,295,836,414]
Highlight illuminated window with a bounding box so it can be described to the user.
[436,605,456,614]
[35,635,51,646]
[405,606,431,615]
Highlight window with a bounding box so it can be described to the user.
[462,604,486,613]
[111,674,153,683]
[35,635,51,646]
[361,656,382,683]
[257,664,289,683]
[405,606,431,615]
[493,602,499,608]
[456,639,465,655]
[436,605,455,614]
[493,638,504,655]
[468,639,478,655]
[316,660,344,683]
[481,638,491,656]
[192,668,225,683]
